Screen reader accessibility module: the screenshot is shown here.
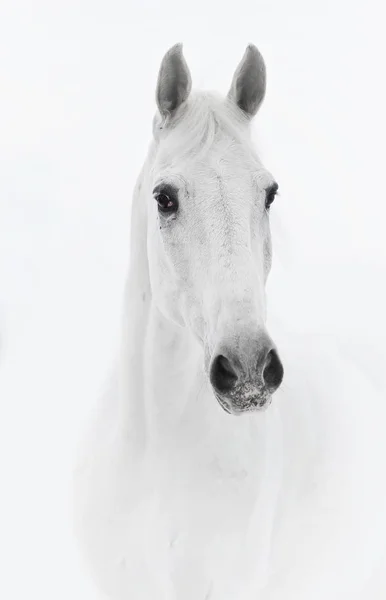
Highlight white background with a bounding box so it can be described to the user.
[0,1,385,598]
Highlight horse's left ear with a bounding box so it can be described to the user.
[228,44,266,118]
[156,43,192,122]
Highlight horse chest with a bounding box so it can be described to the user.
[124,450,271,600]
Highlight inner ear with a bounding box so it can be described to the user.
[156,43,192,122]
[228,44,266,118]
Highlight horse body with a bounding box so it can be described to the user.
[75,321,386,599]
[73,44,386,599]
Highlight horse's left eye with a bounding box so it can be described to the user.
[265,183,278,210]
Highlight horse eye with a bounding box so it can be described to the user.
[153,187,179,214]
[265,183,278,210]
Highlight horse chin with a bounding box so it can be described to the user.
[214,392,272,416]
[214,393,234,415]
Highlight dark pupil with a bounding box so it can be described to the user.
[157,193,176,211]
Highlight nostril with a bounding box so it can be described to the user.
[210,354,239,394]
[263,349,284,391]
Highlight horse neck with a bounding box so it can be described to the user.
[117,158,152,448]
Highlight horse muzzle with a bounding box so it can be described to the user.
[209,332,283,415]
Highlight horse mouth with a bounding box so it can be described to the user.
[214,392,272,415]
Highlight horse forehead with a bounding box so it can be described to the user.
[189,157,264,197]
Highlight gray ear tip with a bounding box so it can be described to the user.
[246,43,264,60]
[168,42,184,56]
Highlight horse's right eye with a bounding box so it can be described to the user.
[155,193,176,212]
[153,186,179,215]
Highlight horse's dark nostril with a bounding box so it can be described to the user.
[210,354,239,394]
[263,349,284,391]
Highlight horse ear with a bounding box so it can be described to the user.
[228,44,266,118]
[156,43,192,122]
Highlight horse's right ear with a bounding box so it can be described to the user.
[156,43,192,124]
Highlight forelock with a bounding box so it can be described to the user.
[154,91,259,168]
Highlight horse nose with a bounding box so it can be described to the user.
[209,338,284,404]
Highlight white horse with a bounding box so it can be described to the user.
[74,44,386,600]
